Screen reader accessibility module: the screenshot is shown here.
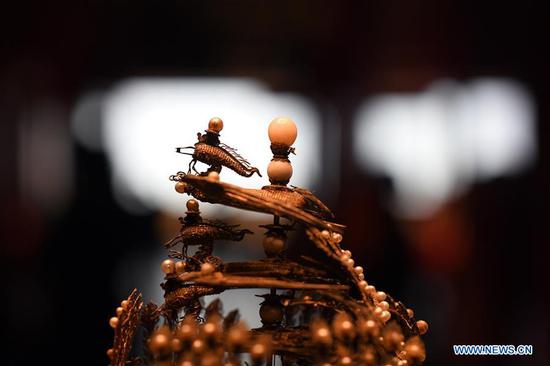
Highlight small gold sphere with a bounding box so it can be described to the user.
[106,348,114,359]
[263,232,286,256]
[208,117,224,133]
[175,181,187,194]
[200,262,215,274]
[161,259,175,274]
[375,291,387,301]
[192,339,205,353]
[405,340,426,361]
[207,171,220,182]
[116,306,124,316]
[407,308,414,318]
[379,301,389,311]
[186,199,199,212]
[332,232,343,243]
[259,302,284,325]
[416,320,428,334]
[121,300,129,308]
[363,319,379,337]
[171,338,182,352]
[150,332,171,356]
[227,322,250,350]
[312,326,332,345]
[109,317,119,328]
[380,310,391,322]
[354,266,364,274]
[175,261,187,274]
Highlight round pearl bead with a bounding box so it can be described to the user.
[358,273,365,280]
[268,117,297,146]
[267,160,293,183]
[416,320,428,334]
[207,171,220,181]
[120,300,129,309]
[200,262,215,274]
[345,258,355,267]
[116,307,124,316]
[175,181,187,194]
[379,301,389,310]
[359,280,368,288]
[380,310,391,322]
[354,266,363,274]
[376,291,387,301]
[161,259,175,274]
[186,199,199,212]
[332,232,343,243]
[109,317,119,328]
[208,117,224,133]
[175,261,186,274]
[259,302,284,325]
[263,234,286,256]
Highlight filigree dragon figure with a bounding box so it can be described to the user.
[175,117,261,177]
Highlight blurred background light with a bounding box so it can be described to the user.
[18,99,73,215]
[72,77,321,217]
[354,78,535,219]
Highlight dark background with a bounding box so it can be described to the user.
[1,1,548,365]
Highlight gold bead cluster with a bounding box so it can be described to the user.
[144,305,273,366]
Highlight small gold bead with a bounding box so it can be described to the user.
[150,331,171,356]
[106,348,114,359]
[379,301,389,311]
[186,199,199,212]
[374,307,383,317]
[376,291,387,301]
[192,339,204,353]
[116,307,124,317]
[321,230,331,239]
[380,310,391,322]
[332,232,343,243]
[407,308,414,318]
[208,117,224,133]
[200,262,215,274]
[207,171,220,181]
[175,261,186,274]
[416,320,428,335]
[109,317,119,328]
[161,259,175,274]
[172,338,182,352]
[354,266,363,274]
[339,356,352,365]
[120,300,129,308]
[175,181,187,194]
